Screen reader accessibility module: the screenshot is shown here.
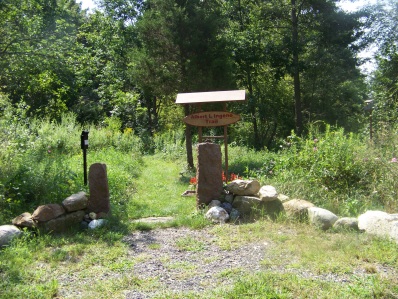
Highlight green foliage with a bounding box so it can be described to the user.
[0,112,145,223]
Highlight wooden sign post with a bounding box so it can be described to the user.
[176,90,246,181]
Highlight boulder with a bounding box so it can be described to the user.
[262,199,285,220]
[308,207,338,230]
[32,204,65,222]
[333,217,359,231]
[232,196,284,219]
[205,206,229,224]
[88,163,110,214]
[196,143,223,206]
[283,199,314,220]
[258,185,278,202]
[225,179,261,196]
[0,225,22,247]
[40,210,85,233]
[232,196,263,215]
[12,212,36,228]
[62,191,88,212]
[358,211,398,242]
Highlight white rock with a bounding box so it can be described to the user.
[88,219,108,229]
[358,210,398,242]
[308,207,338,230]
[0,225,22,247]
[205,206,229,224]
[258,185,278,202]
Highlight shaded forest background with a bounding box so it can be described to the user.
[1,0,397,151]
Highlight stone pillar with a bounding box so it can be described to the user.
[87,163,110,214]
[196,142,223,207]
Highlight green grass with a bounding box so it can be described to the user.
[126,155,195,221]
[2,116,398,298]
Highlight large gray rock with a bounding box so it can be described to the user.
[225,179,261,196]
[308,207,338,230]
[283,199,314,220]
[62,191,88,212]
[40,210,85,233]
[258,185,278,202]
[88,163,110,214]
[32,204,65,222]
[232,196,284,219]
[205,206,229,224]
[196,143,223,207]
[12,212,36,228]
[358,211,398,243]
[232,196,263,215]
[0,225,22,247]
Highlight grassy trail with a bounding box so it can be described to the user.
[127,155,196,220]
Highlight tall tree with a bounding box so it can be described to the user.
[226,0,368,147]
[368,0,398,130]
[132,0,234,165]
[0,0,85,118]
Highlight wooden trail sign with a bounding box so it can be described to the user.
[176,90,246,181]
[183,111,240,127]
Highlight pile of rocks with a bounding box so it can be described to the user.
[0,191,110,247]
[205,179,398,244]
[0,163,110,248]
[205,179,285,223]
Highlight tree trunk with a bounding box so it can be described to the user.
[291,0,303,135]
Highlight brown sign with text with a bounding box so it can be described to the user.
[184,111,240,127]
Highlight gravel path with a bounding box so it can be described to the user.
[120,226,397,299]
[123,227,268,298]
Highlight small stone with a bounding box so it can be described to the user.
[258,185,278,202]
[225,179,261,196]
[12,212,36,228]
[62,191,88,212]
[308,207,338,230]
[88,219,108,229]
[89,212,97,220]
[221,202,233,213]
[205,206,229,224]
